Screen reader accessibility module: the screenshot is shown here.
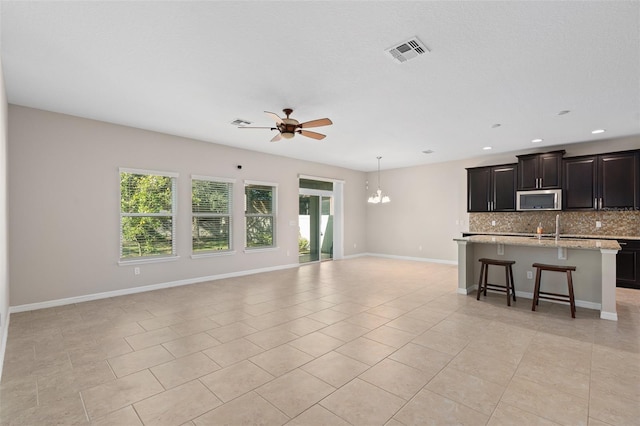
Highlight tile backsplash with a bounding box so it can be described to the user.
[469,210,640,237]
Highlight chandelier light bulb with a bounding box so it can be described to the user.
[368,157,390,204]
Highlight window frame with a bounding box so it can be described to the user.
[191,175,236,258]
[244,180,278,252]
[118,168,178,265]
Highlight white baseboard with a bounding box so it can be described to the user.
[9,262,300,314]
[471,285,602,310]
[364,253,458,265]
[600,311,618,321]
[4,254,457,315]
[513,290,601,310]
[341,253,369,260]
[0,313,9,382]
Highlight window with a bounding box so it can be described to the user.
[192,176,234,254]
[120,169,177,261]
[245,181,277,249]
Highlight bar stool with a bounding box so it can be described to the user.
[477,258,516,306]
[531,263,577,318]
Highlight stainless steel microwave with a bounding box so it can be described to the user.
[516,189,562,211]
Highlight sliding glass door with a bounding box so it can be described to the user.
[299,183,334,263]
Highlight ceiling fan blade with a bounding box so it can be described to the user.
[299,118,333,128]
[270,133,282,142]
[299,130,326,140]
[264,111,284,124]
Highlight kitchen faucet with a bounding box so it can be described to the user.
[555,214,560,241]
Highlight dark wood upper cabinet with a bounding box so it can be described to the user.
[517,151,564,190]
[492,166,517,211]
[563,151,639,211]
[563,156,597,210]
[599,152,639,209]
[467,164,516,212]
[467,167,491,212]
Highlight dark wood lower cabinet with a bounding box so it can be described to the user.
[617,240,640,289]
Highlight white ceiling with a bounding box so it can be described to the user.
[1,1,639,171]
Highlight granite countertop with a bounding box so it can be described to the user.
[462,231,640,241]
[455,234,621,251]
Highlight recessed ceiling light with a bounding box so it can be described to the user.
[531,138,543,143]
[422,150,434,154]
[592,129,606,134]
[557,110,570,115]
[491,124,501,128]
[483,146,492,150]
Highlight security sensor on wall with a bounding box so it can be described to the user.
[237,165,242,169]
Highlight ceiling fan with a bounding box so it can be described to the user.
[240,108,333,142]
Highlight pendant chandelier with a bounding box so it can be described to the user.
[368,156,391,204]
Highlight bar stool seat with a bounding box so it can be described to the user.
[531,263,577,318]
[477,258,516,306]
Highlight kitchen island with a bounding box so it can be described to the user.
[454,235,621,320]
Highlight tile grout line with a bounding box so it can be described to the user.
[78,390,90,423]
[4,260,638,424]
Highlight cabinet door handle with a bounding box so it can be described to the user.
[594,198,598,209]
[488,201,490,211]
[599,198,603,209]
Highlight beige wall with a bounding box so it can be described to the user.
[7,104,640,307]
[366,135,640,263]
[8,106,368,306]
[365,160,468,262]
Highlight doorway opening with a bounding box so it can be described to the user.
[299,179,334,264]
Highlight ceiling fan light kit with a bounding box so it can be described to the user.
[240,108,332,142]
[368,156,390,204]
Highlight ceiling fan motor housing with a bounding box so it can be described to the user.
[279,115,300,138]
[240,108,331,141]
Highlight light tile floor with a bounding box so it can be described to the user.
[1,257,639,425]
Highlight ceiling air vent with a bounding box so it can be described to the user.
[386,37,429,63]
[231,118,252,127]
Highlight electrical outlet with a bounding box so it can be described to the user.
[134,267,140,276]
[497,244,504,255]
[558,247,567,260]
[353,243,357,249]
[418,245,422,251]
[491,220,496,226]
[596,221,602,228]
[527,271,533,279]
